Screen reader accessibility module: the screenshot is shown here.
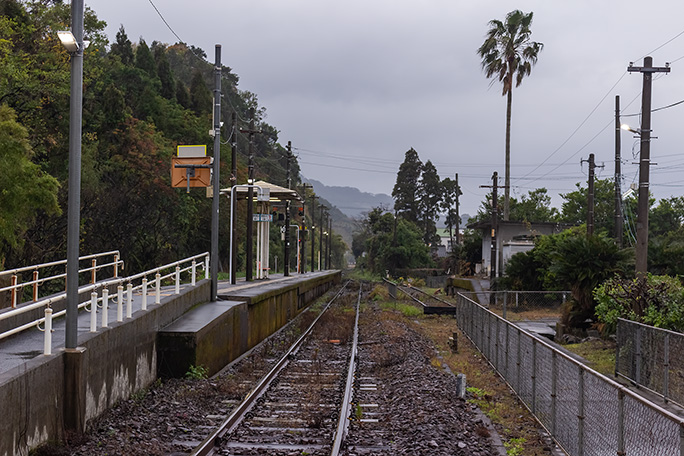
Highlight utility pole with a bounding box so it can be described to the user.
[300,183,313,274]
[455,173,461,246]
[628,57,670,276]
[326,213,331,269]
[284,141,292,276]
[240,109,260,281]
[614,96,623,248]
[230,112,237,283]
[480,172,504,280]
[582,154,604,237]
[210,45,221,301]
[310,195,317,273]
[319,205,325,270]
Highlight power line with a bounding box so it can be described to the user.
[146,0,205,62]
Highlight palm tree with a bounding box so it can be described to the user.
[478,10,543,221]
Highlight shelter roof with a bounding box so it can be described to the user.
[220,180,302,202]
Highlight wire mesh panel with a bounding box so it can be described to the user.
[518,334,535,409]
[616,319,636,380]
[624,394,680,456]
[670,334,684,403]
[583,371,619,456]
[555,356,580,456]
[535,344,554,431]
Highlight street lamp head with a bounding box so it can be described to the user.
[621,123,640,134]
[57,31,79,53]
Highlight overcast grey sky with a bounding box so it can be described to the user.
[84,0,684,217]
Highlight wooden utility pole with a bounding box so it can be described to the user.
[284,141,292,276]
[614,96,623,248]
[310,195,317,273]
[455,173,461,246]
[628,57,670,275]
[319,205,326,270]
[582,154,604,236]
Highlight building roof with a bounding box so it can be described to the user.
[467,219,573,231]
[220,180,302,202]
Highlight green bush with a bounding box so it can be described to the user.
[594,274,684,332]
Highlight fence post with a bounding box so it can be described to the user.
[532,339,537,414]
[142,278,148,311]
[495,317,500,370]
[617,390,625,456]
[551,351,557,438]
[664,333,670,402]
[503,291,507,320]
[126,282,133,318]
[175,266,180,294]
[117,284,123,322]
[517,329,522,391]
[635,326,642,387]
[205,255,209,280]
[11,274,17,308]
[90,291,97,332]
[516,291,519,309]
[578,367,585,456]
[505,322,510,378]
[33,270,39,301]
[114,253,119,277]
[191,260,197,286]
[91,258,97,284]
[44,307,53,355]
[155,272,161,304]
[102,288,109,328]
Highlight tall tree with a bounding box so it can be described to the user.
[440,176,462,250]
[477,9,543,221]
[418,160,442,246]
[392,148,422,224]
[110,25,134,65]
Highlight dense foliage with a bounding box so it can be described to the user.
[0,1,352,274]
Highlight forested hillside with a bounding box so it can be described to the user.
[0,0,303,273]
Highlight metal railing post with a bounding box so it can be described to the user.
[551,351,557,438]
[10,275,17,308]
[91,258,97,284]
[205,255,209,280]
[191,260,196,286]
[664,334,670,402]
[90,291,97,332]
[578,367,585,456]
[126,282,133,318]
[175,266,180,294]
[155,272,161,304]
[33,270,39,301]
[117,283,123,322]
[635,326,642,386]
[517,329,522,391]
[44,307,53,355]
[617,390,625,456]
[142,278,148,311]
[532,339,537,414]
[114,253,119,277]
[102,288,109,328]
[503,291,507,320]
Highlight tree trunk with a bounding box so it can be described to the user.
[504,86,512,221]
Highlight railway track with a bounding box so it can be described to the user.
[192,281,362,456]
[392,280,457,313]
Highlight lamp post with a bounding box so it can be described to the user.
[60,0,84,349]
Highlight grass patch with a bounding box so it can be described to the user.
[379,301,422,317]
[562,339,616,376]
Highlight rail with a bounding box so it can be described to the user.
[191,280,352,456]
[455,292,684,456]
[0,250,123,308]
[0,252,209,355]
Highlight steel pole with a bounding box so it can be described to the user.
[65,0,84,349]
[210,45,221,301]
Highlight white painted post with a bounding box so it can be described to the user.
[142,278,148,310]
[155,272,161,304]
[126,282,133,318]
[191,260,196,286]
[90,291,97,332]
[117,284,124,322]
[175,266,180,294]
[114,253,119,277]
[44,307,53,355]
[205,255,209,280]
[10,275,17,308]
[102,288,109,328]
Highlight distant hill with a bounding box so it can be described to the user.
[305,178,394,219]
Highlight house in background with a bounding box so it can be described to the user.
[434,228,462,258]
[467,220,571,277]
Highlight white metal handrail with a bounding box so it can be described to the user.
[0,252,210,355]
[0,250,123,308]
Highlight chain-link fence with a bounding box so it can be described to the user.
[617,318,684,408]
[457,290,568,321]
[455,293,684,456]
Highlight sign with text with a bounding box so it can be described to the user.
[252,214,273,222]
